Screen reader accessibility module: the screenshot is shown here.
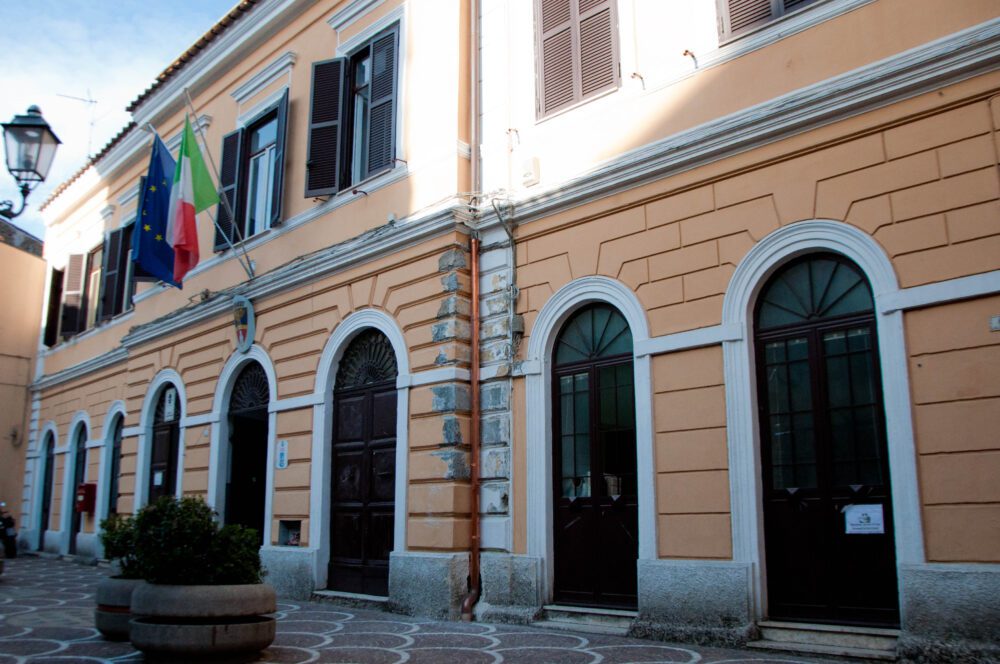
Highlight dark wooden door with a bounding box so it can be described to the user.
[148,423,178,503]
[329,382,396,595]
[225,362,270,545]
[39,437,55,550]
[551,304,637,609]
[68,431,86,554]
[756,255,899,627]
[226,411,268,544]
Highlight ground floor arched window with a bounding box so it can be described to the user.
[551,303,637,609]
[754,252,898,626]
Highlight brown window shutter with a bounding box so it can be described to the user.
[537,0,576,116]
[366,26,399,179]
[43,268,64,347]
[214,128,244,251]
[269,88,290,227]
[99,228,124,322]
[718,0,775,40]
[60,253,85,338]
[578,0,618,98]
[305,57,346,197]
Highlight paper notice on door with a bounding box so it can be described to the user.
[153,471,164,487]
[844,504,884,534]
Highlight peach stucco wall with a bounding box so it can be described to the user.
[511,69,1000,561]
[36,229,472,550]
[907,295,1000,563]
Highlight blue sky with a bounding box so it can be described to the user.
[0,0,236,239]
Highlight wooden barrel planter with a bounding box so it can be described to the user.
[129,582,276,659]
[95,577,145,640]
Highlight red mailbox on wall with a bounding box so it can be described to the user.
[75,483,96,513]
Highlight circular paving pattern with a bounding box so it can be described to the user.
[0,556,849,663]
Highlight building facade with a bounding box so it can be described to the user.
[19,0,1000,660]
[0,219,44,528]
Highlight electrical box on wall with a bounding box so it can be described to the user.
[521,157,540,187]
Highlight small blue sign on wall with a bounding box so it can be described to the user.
[232,295,255,354]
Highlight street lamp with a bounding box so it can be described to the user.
[1,105,61,219]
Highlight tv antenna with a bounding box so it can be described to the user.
[57,90,100,157]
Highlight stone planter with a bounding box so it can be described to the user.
[129,582,276,658]
[95,576,145,640]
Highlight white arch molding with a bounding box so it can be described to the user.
[311,308,412,590]
[209,345,279,546]
[721,219,924,619]
[135,369,188,510]
[96,401,128,531]
[32,421,59,551]
[60,412,91,554]
[524,275,657,603]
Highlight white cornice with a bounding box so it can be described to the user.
[132,0,314,127]
[32,348,127,392]
[480,18,1000,230]
[120,201,470,350]
[327,0,386,33]
[232,51,297,105]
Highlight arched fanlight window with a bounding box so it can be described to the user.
[554,304,632,366]
[756,253,873,331]
[230,362,269,418]
[336,329,398,389]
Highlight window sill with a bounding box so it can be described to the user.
[717,0,873,48]
[45,309,136,354]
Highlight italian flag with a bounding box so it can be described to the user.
[166,116,219,284]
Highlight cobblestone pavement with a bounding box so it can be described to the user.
[0,556,853,663]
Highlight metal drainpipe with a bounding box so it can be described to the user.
[460,234,482,621]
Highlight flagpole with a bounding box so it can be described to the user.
[181,89,256,280]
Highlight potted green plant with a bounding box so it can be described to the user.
[95,513,144,640]
[127,496,276,659]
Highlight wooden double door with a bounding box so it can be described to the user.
[756,254,899,627]
[329,382,396,595]
[551,304,638,609]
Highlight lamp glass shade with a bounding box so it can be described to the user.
[3,106,61,188]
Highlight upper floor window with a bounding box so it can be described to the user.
[535,0,620,118]
[717,0,819,41]
[214,90,289,250]
[305,24,399,197]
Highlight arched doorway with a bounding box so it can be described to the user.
[68,425,87,554]
[551,303,637,609]
[148,386,180,503]
[754,253,898,626]
[225,362,269,544]
[328,329,398,595]
[38,432,56,551]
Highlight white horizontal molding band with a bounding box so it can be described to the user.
[636,324,743,357]
[182,413,217,428]
[881,269,1000,313]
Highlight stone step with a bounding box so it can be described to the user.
[747,639,898,661]
[310,589,389,613]
[531,604,636,636]
[749,620,899,661]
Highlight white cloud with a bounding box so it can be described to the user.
[0,1,234,240]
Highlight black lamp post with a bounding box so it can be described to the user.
[1,105,61,219]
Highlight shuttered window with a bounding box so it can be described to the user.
[306,23,399,197]
[213,89,289,251]
[43,267,64,347]
[98,224,136,322]
[59,253,85,339]
[535,0,619,118]
[717,0,819,41]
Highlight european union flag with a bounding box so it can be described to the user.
[132,135,180,288]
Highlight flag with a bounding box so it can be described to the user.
[166,116,219,284]
[132,135,180,288]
